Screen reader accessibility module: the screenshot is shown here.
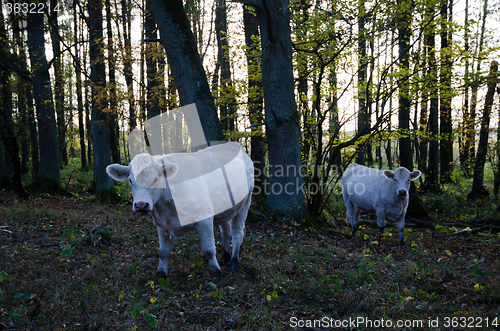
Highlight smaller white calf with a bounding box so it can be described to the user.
[342,163,421,246]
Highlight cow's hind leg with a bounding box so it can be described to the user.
[198,219,223,281]
[155,227,172,281]
[219,222,232,266]
[229,194,251,272]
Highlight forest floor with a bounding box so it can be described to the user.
[0,188,499,330]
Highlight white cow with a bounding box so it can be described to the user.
[106,142,254,281]
[342,163,421,246]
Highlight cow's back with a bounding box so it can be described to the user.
[342,163,391,211]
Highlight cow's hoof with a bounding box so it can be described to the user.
[154,269,168,282]
[399,240,406,247]
[229,258,239,273]
[210,267,223,282]
[221,250,231,266]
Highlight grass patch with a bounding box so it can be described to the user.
[1,189,499,330]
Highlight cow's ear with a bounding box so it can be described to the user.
[383,170,394,179]
[410,170,421,180]
[106,164,130,181]
[162,162,179,179]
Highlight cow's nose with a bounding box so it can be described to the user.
[135,202,149,211]
[398,189,407,195]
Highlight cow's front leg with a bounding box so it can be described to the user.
[397,214,406,246]
[155,227,172,281]
[375,209,386,242]
[198,220,222,281]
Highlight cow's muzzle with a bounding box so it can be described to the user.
[134,202,151,215]
[398,189,407,196]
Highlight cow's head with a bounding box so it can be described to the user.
[106,153,178,215]
[383,167,421,197]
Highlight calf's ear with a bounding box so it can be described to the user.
[383,170,394,179]
[106,164,130,181]
[161,162,179,179]
[410,170,421,180]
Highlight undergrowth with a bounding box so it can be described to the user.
[1,163,499,330]
[1,189,499,330]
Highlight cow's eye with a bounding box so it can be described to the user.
[129,179,132,185]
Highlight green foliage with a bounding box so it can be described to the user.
[0,270,7,283]
[130,303,144,319]
[127,263,140,276]
[59,244,75,258]
[470,261,492,281]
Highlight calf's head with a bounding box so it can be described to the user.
[106,153,178,215]
[383,167,421,197]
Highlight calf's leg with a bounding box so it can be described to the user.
[397,214,406,246]
[228,194,250,272]
[219,222,232,266]
[344,197,358,236]
[197,219,223,281]
[375,209,387,242]
[156,227,172,281]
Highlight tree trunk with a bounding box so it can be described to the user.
[356,0,368,165]
[27,79,39,177]
[83,37,93,168]
[397,0,412,170]
[106,0,121,164]
[469,61,498,199]
[439,0,453,183]
[0,9,27,198]
[295,0,309,164]
[243,5,266,196]
[122,0,136,131]
[397,0,426,216]
[145,3,161,120]
[12,20,30,173]
[328,66,342,172]
[0,68,28,199]
[425,3,440,190]
[386,34,394,171]
[89,0,115,199]
[26,7,61,185]
[215,0,236,133]
[74,0,87,170]
[255,0,305,220]
[366,39,375,166]
[85,82,92,168]
[0,142,10,188]
[495,98,500,196]
[382,30,395,170]
[468,0,489,162]
[157,50,167,113]
[460,0,471,174]
[418,31,428,176]
[147,0,224,142]
[50,0,67,167]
